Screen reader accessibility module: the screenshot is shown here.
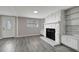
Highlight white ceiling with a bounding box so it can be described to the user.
[15,6,73,18]
[0,6,73,18]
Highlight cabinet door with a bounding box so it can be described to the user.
[2,16,15,38]
[62,35,78,50]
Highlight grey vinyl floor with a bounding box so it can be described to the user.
[0,36,76,52]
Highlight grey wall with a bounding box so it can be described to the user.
[60,10,66,36]
[0,15,44,38]
[40,19,45,35]
[1,16,16,38]
[0,16,2,39]
[65,7,79,35]
[17,17,43,37]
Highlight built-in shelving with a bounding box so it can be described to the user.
[65,6,79,35]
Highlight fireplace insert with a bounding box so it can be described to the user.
[46,28,55,41]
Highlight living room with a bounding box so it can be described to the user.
[0,6,78,52]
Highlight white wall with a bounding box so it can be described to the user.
[0,6,17,16]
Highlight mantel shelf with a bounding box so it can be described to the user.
[44,21,60,25]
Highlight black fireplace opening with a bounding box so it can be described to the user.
[46,28,55,41]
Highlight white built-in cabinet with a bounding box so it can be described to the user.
[61,35,79,51]
[61,7,79,51]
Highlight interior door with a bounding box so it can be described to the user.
[2,16,15,38]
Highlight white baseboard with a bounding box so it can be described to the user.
[15,34,40,38]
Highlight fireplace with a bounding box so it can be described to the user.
[46,28,55,41]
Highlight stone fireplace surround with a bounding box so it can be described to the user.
[40,10,64,47]
[40,22,60,47]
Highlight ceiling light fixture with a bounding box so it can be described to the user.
[34,11,38,14]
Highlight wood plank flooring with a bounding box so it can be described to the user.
[0,36,55,52]
[0,36,76,52]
